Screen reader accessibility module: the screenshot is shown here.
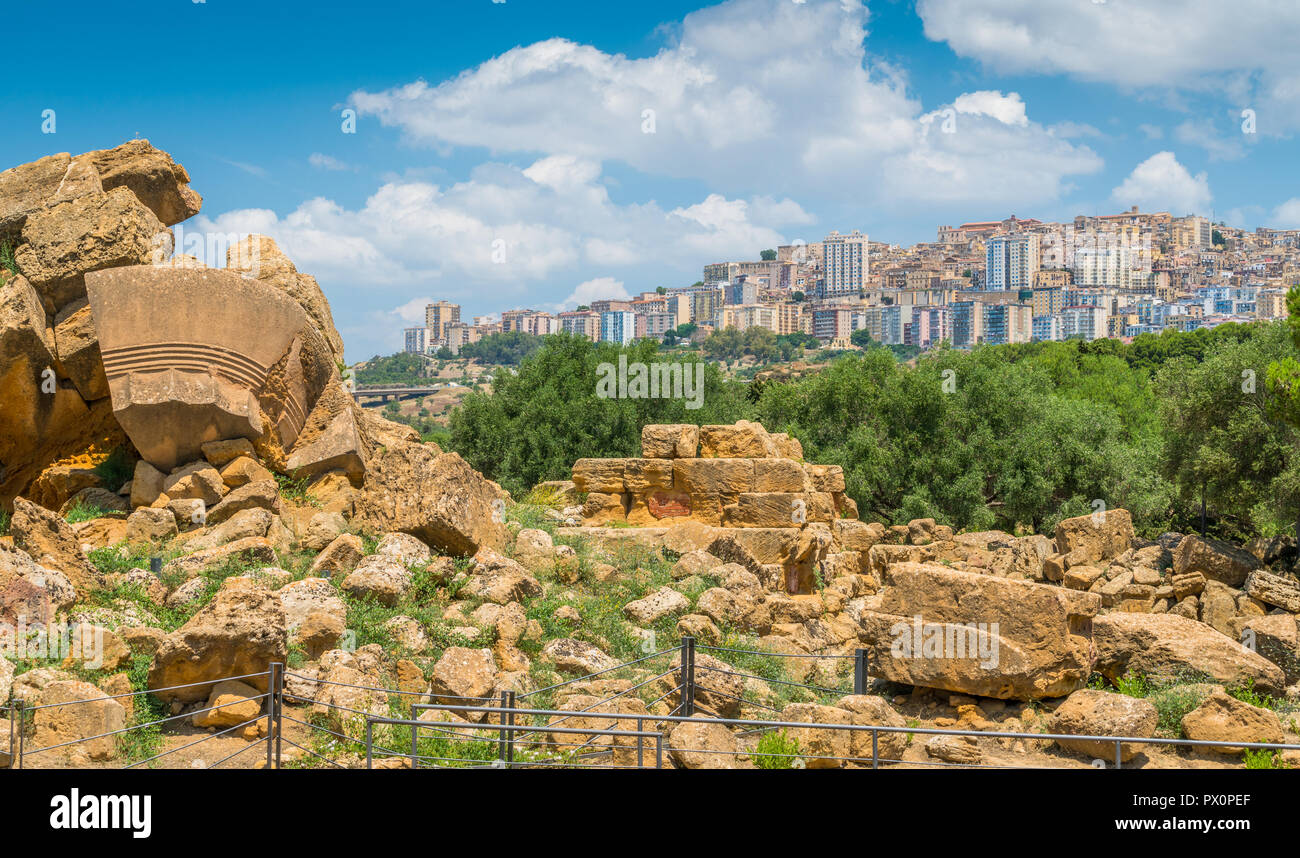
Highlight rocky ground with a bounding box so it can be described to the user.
[1,143,1298,771]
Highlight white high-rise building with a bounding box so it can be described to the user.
[821,230,869,298]
[985,234,1040,291]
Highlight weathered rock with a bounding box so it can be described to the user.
[1050,689,1158,762]
[623,586,690,624]
[277,577,346,632]
[641,424,700,458]
[204,479,277,525]
[86,139,202,226]
[356,444,506,556]
[781,703,852,768]
[148,577,288,702]
[1243,569,1300,613]
[855,562,1100,699]
[224,234,344,363]
[192,679,264,729]
[669,650,746,718]
[464,549,542,604]
[302,511,347,551]
[1054,509,1134,565]
[308,532,365,578]
[51,298,109,400]
[374,532,432,566]
[1093,612,1287,695]
[836,694,909,764]
[340,554,412,607]
[668,719,743,769]
[124,506,178,543]
[0,545,77,618]
[15,187,166,314]
[541,638,618,676]
[1180,689,1284,753]
[1173,535,1260,588]
[1230,614,1299,684]
[10,496,101,592]
[925,734,981,765]
[30,679,127,763]
[429,647,498,717]
[200,438,256,468]
[219,456,274,490]
[160,536,277,580]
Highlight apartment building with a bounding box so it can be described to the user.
[985,233,1041,291]
[600,310,636,346]
[425,301,461,343]
[821,230,869,298]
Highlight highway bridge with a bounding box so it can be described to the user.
[351,385,448,404]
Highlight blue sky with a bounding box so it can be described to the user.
[6,0,1299,361]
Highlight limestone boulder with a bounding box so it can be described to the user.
[357,444,506,557]
[86,139,202,227]
[15,187,166,314]
[204,479,278,525]
[340,554,413,607]
[51,298,108,401]
[836,694,910,764]
[1050,689,1158,762]
[1093,611,1287,695]
[148,577,288,702]
[308,532,365,579]
[623,586,690,624]
[30,679,127,763]
[124,506,178,543]
[1243,569,1300,613]
[10,496,101,592]
[0,544,77,620]
[1172,535,1260,588]
[668,719,742,769]
[781,703,852,768]
[429,647,498,717]
[192,679,265,729]
[1180,689,1284,753]
[541,638,618,676]
[1054,509,1134,565]
[464,549,542,605]
[224,234,344,363]
[855,562,1100,699]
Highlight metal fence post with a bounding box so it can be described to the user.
[266,663,281,770]
[636,717,644,769]
[681,636,696,717]
[853,648,869,696]
[871,729,878,770]
[1114,740,1122,770]
[6,700,13,771]
[500,691,515,768]
[150,556,162,576]
[655,732,663,769]
[410,703,419,769]
[365,721,374,769]
[273,663,283,770]
[14,700,23,770]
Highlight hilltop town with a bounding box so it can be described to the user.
[398,213,1294,357]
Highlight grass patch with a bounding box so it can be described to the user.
[752,729,802,769]
[1242,748,1292,769]
[64,499,111,524]
[275,473,321,508]
[0,509,9,536]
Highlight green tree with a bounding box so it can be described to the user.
[760,248,777,261]
[1159,323,1300,538]
[448,334,749,495]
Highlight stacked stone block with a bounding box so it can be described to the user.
[572,421,857,529]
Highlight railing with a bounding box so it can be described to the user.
[3,667,280,770]
[5,642,1298,770]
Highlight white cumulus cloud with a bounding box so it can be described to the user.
[1110,152,1212,215]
